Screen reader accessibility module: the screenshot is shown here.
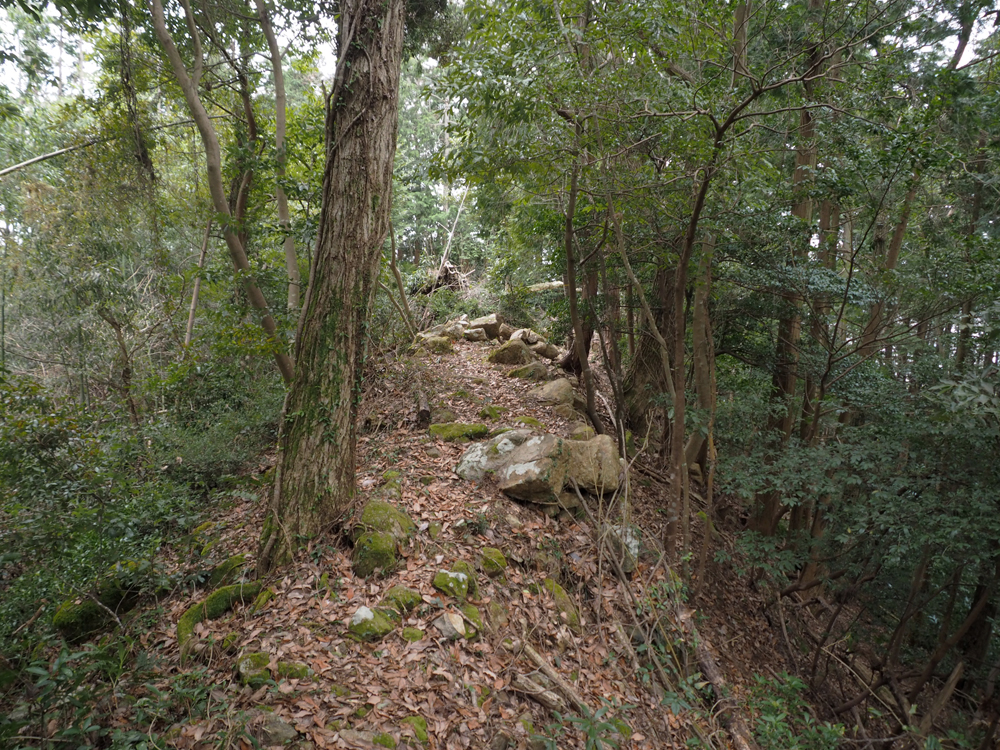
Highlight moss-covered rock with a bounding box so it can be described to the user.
[330,683,351,697]
[486,600,510,632]
[373,732,396,748]
[177,582,263,663]
[488,339,534,365]
[401,715,429,744]
[428,422,489,441]
[353,500,415,542]
[207,554,246,588]
[421,336,453,354]
[569,423,596,441]
[542,578,582,633]
[512,416,544,428]
[276,661,310,680]
[480,548,508,577]
[52,599,110,643]
[352,531,397,578]
[428,522,442,539]
[507,362,548,380]
[420,475,434,485]
[402,627,425,642]
[432,570,469,600]
[451,560,479,599]
[237,651,271,687]
[382,470,401,482]
[52,563,145,642]
[347,606,396,642]
[250,587,275,615]
[381,585,422,615]
[478,405,505,420]
[460,603,483,639]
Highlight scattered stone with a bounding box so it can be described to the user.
[566,434,622,495]
[420,335,453,354]
[434,612,466,639]
[568,423,596,441]
[425,446,442,458]
[381,585,422,615]
[531,341,561,360]
[607,524,641,574]
[481,548,508,577]
[455,429,533,482]
[469,313,503,339]
[373,731,397,748]
[276,661,310,680]
[497,434,569,504]
[429,422,489,442]
[486,600,510,632]
[478,404,505,420]
[510,328,544,345]
[551,403,580,421]
[258,713,298,745]
[352,531,397,577]
[464,327,488,342]
[402,627,425,642]
[441,322,466,340]
[497,323,515,341]
[460,603,483,638]
[428,522,443,539]
[419,475,435,486]
[505,514,523,528]
[432,570,470,600]
[347,606,395,642]
[237,651,271,687]
[507,362,548,380]
[487,339,535,365]
[400,715,430,744]
[340,730,376,747]
[512,415,544,428]
[528,377,575,405]
[382,469,401,481]
[430,407,457,424]
[451,560,479,598]
[354,500,416,542]
[542,578,582,633]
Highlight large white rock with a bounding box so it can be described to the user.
[510,328,545,345]
[498,434,570,504]
[468,313,503,339]
[455,429,534,481]
[566,434,622,495]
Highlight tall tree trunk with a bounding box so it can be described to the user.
[258,0,404,572]
[255,0,302,310]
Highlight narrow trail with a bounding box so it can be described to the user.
[154,329,764,750]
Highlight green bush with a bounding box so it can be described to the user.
[746,674,843,750]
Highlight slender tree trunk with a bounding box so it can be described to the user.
[148,0,293,383]
[258,0,405,572]
[184,218,212,347]
[255,0,301,310]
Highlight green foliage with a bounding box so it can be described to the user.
[746,674,844,750]
[532,703,632,750]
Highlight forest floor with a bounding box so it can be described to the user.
[140,335,786,750]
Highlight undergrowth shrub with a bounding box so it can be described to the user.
[746,673,843,750]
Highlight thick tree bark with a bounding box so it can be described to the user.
[258,0,405,572]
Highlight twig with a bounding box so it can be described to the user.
[506,639,592,717]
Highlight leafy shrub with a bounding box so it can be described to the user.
[746,673,843,750]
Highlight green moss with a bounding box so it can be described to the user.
[355,706,370,718]
[382,470,401,482]
[452,388,474,401]
[373,732,396,748]
[428,522,442,539]
[330,683,351,697]
[569,424,596,441]
[432,570,469,600]
[481,548,508,577]
[507,362,547,380]
[478,405,505,420]
[430,408,458,424]
[512,416,544,428]
[542,578,582,633]
[381,585,422,615]
[52,599,110,643]
[220,633,240,653]
[354,501,416,542]
[276,661,311,680]
[421,336,453,354]
[177,582,262,663]
[250,587,275,615]
[352,531,398,578]
[347,606,396,642]
[401,716,429,744]
[429,422,489,441]
[419,475,434,485]
[460,603,483,639]
[237,651,271,687]
[402,627,425,642]
[451,560,479,598]
[208,554,247,588]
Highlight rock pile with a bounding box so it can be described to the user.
[417,313,565,363]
